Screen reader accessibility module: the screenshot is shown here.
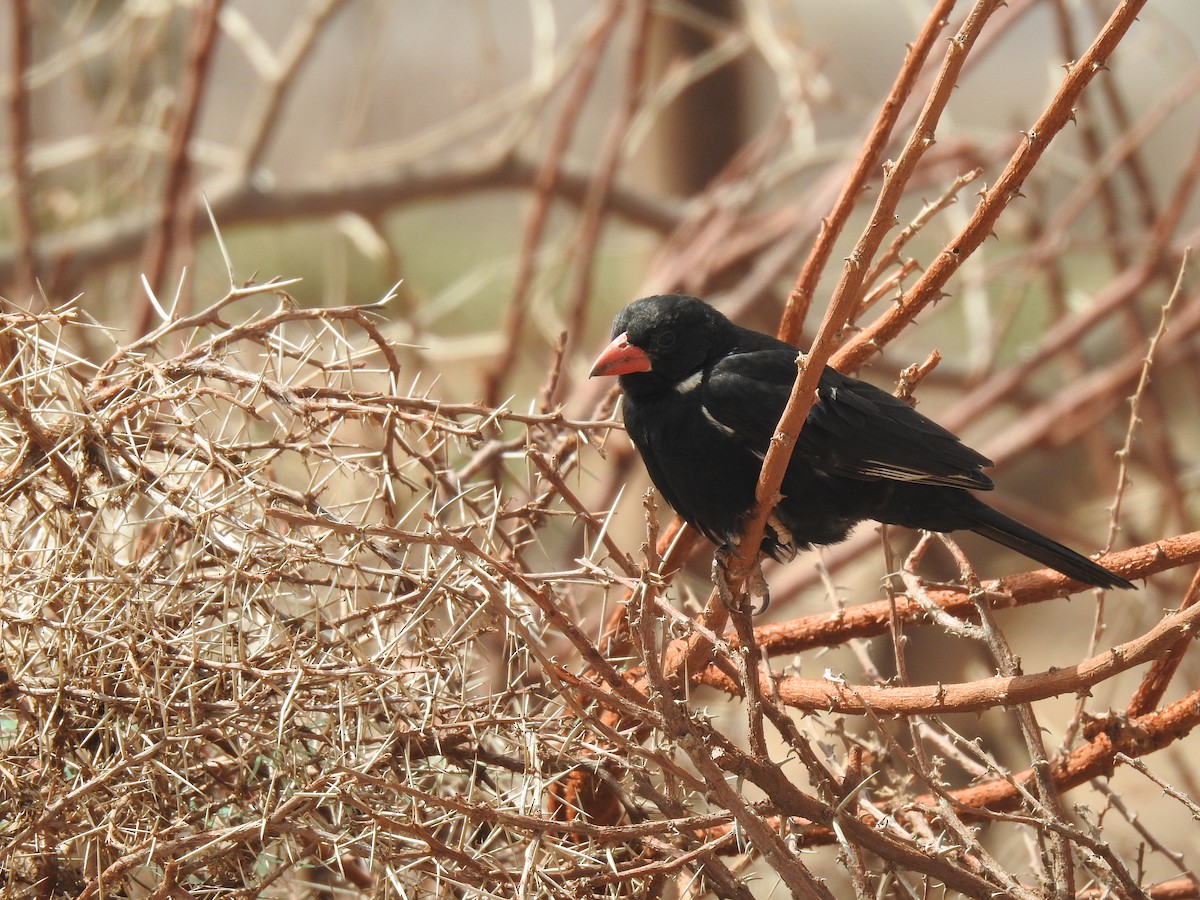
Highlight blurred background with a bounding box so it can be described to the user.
[3,1,1200,896]
[4,2,1198,352]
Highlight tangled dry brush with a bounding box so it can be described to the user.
[1,282,647,894]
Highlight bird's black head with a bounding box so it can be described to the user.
[590,295,731,395]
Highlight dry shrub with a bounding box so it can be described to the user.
[0,284,640,894]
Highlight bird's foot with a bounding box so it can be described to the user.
[713,548,771,614]
[712,551,735,609]
[746,560,771,614]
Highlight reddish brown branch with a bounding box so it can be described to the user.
[699,580,1200,715]
[1078,877,1199,900]
[779,0,959,343]
[1125,566,1200,717]
[834,0,1152,372]
[741,531,1200,659]
[936,688,1200,816]
[775,689,1200,853]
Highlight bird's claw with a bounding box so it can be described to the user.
[712,553,735,609]
[713,549,771,614]
[747,561,771,614]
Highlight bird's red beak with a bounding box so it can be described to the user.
[589,331,651,377]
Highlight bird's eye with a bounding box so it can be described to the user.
[656,331,676,349]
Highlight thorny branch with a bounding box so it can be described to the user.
[2,2,1199,898]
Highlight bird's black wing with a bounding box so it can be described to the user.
[701,346,994,490]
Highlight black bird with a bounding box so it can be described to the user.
[590,294,1132,590]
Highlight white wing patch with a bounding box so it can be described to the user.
[858,463,931,482]
[700,403,739,439]
[859,461,981,488]
[675,371,703,394]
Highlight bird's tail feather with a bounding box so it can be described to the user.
[966,504,1133,590]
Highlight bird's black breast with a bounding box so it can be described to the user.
[620,356,863,559]
[620,374,766,550]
